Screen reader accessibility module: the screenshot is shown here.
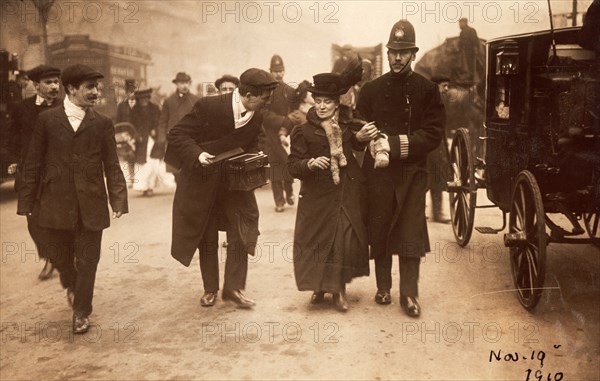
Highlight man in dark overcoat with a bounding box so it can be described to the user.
[8,65,63,281]
[17,64,128,334]
[357,20,445,317]
[158,72,199,175]
[165,68,278,309]
[260,55,299,212]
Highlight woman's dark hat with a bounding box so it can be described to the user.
[386,19,419,52]
[307,73,348,96]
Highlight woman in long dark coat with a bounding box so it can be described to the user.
[287,72,379,311]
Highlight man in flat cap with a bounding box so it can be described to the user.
[158,72,199,177]
[18,64,128,334]
[357,20,445,317]
[260,54,299,212]
[8,64,63,281]
[165,68,277,309]
[215,74,240,94]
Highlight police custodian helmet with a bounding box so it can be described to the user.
[386,20,419,52]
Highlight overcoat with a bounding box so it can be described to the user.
[165,93,262,267]
[357,70,445,259]
[260,82,298,181]
[17,106,129,231]
[287,108,369,291]
[8,96,63,190]
[158,91,199,172]
[131,102,161,163]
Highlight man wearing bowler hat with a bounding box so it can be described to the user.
[357,20,445,317]
[8,64,63,281]
[18,64,128,333]
[158,72,199,176]
[165,68,278,309]
[260,54,298,212]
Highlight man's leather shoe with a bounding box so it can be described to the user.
[200,292,217,307]
[73,314,90,334]
[375,290,392,305]
[66,289,75,308]
[286,195,295,205]
[222,289,255,308]
[310,291,324,304]
[38,259,54,281]
[400,295,421,318]
[333,291,349,312]
[275,205,285,213]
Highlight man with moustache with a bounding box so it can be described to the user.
[8,65,63,281]
[18,64,128,334]
[260,55,299,212]
[158,72,199,176]
[357,20,445,317]
[166,68,278,309]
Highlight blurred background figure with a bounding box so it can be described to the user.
[427,75,452,224]
[158,72,199,179]
[116,79,138,187]
[260,54,299,212]
[458,18,483,84]
[215,74,240,94]
[131,89,175,196]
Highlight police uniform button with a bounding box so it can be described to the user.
[404,108,409,112]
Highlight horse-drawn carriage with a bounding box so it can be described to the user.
[447,27,599,310]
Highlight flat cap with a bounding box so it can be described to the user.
[240,68,278,90]
[62,64,103,87]
[27,65,61,82]
[134,88,152,98]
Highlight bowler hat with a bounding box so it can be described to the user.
[386,20,419,52]
[270,55,285,71]
[61,64,103,87]
[240,68,278,90]
[172,72,191,83]
[135,88,152,99]
[215,74,240,89]
[27,65,61,82]
[307,73,348,97]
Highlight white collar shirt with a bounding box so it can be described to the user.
[63,96,87,131]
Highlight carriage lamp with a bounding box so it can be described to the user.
[496,40,520,76]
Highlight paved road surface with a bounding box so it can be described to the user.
[1,181,598,380]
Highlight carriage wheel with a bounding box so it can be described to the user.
[448,128,477,247]
[508,171,547,310]
[583,212,600,248]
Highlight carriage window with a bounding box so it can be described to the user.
[494,77,509,119]
[550,44,595,61]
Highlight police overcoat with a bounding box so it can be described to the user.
[357,70,445,259]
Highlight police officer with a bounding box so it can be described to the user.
[260,55,298,212]
[357,20,445,317]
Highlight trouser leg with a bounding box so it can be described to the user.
[431,189,443,220]
[38,228,75,290]
[284,180,294,198]
[399,256,420,298]
[374,255,393,291]
[271,181,285,206]
[198,214,220,293]
[222,232,248,291]
[72,227,103,317]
